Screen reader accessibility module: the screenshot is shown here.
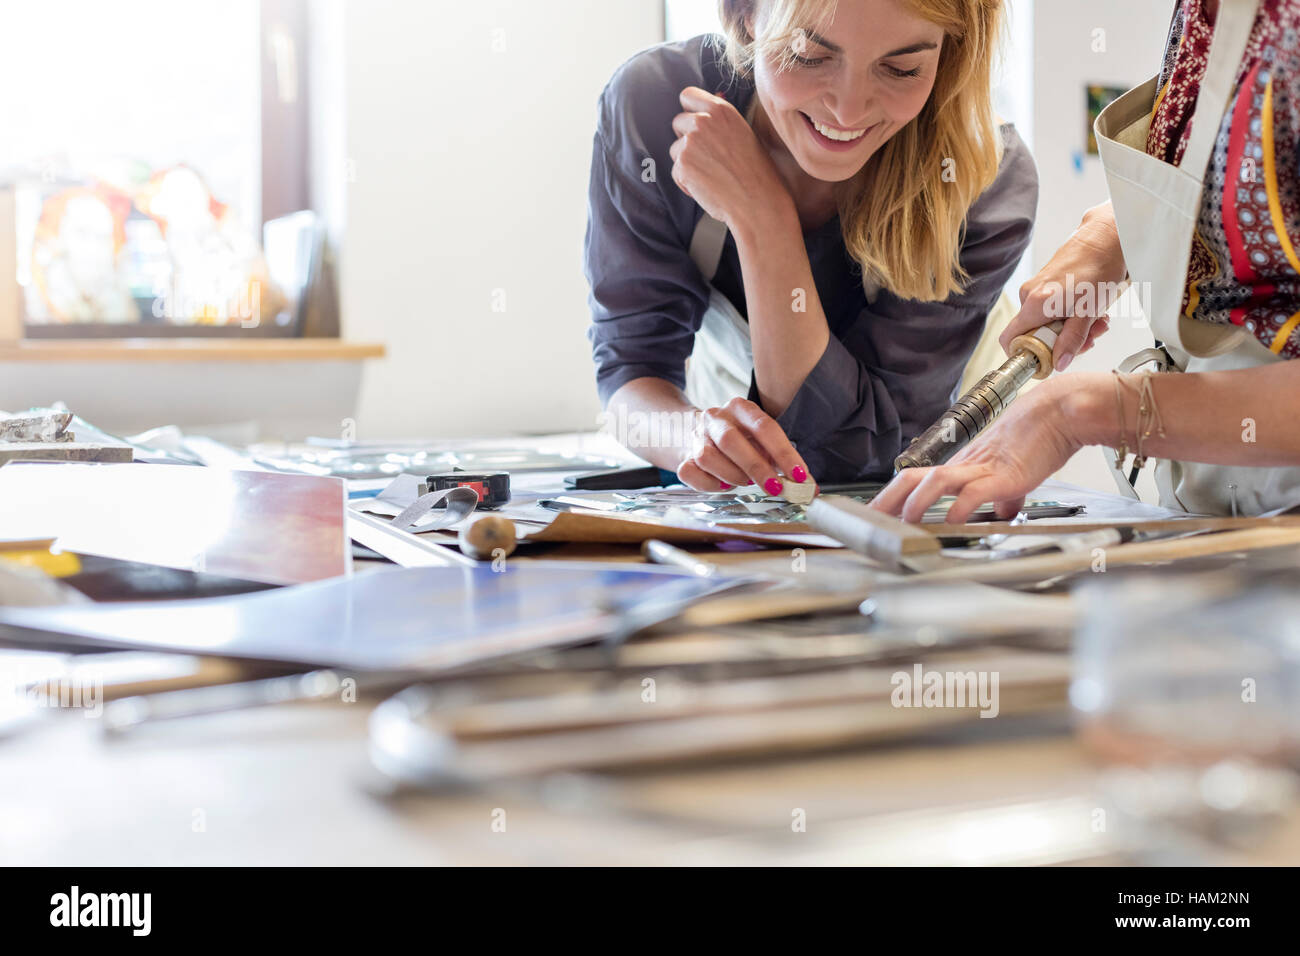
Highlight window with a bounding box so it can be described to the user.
[1,0,325,338]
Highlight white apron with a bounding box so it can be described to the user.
[1095,0,1300,516]
[682,212,752,410]
[682,100,760,412]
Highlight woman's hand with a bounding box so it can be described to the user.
[869,374,1106,523]
[669,87,791,232]
[678,397,813,496]
[999,201,1129,372]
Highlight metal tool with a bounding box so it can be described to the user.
[365,648,1070,786]
[99,668,422,734]
[536,496,622,514]
[101,669,348,733]
[346,510,479,568]
[598,574,766,651]
[641,539,719,577]
[895,321,1064,471]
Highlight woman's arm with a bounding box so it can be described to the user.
[870,361,1300,523]
[602,377,699,472]
[669,86,831,417]
[730,200,831,418]
[1073,362,1300,466]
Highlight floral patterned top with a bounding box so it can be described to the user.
[1147,0,1300,358]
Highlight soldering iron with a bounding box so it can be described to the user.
[894,320,1065,471]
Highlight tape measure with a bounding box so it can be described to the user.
[420,472,511,509]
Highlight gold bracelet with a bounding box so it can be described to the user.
[1132,370,1167,470]
[1110,370,1129,469]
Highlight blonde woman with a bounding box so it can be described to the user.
[584,0,1036,493]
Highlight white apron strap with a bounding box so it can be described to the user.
[688,213,729,282]
[1179,0,1260,177]
[684,213,750,409]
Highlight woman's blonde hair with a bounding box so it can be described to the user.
[718,0,1005,302]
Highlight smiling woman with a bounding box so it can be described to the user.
[720,0,1004,302]
[584,0,1037,492]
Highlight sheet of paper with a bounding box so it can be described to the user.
[0,564,722,672]
[1029,478,1188,522]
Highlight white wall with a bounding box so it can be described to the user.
[0,360,360,439]
[1030,1,1171,272]
[1029,0,1172,493]
[664,0,720,39]
[340,0,664,441]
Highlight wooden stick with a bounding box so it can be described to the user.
[719,514,1300,538]
[0,187,20,344]
[929,515,1300,538]
[805,496,941,567]
[905,525,1300,585]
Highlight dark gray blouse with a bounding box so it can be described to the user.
[584,34,1039,481]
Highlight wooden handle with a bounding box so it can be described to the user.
[805,495,940,568]
[460,516,517,561]
[1009,320,1065,380]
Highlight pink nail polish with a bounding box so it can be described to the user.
[719,482,732,490]
[791,466,807,483]
[764,477,783,497]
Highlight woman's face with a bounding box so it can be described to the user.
[750,0,945,183]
